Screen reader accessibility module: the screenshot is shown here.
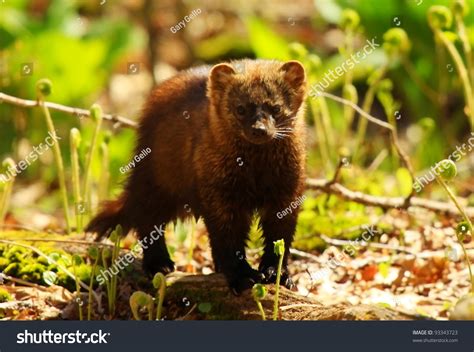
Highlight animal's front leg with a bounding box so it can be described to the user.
[259,203,298,289]
[202,206,264,295]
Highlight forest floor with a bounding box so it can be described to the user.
[0,200,472,320]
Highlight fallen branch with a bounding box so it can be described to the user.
[320,234,416,255]
[306,178,474,217]
[0,92,137,129]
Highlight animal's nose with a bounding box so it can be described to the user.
[251,121,267,137]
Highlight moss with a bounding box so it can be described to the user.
[0,240,97,292]
[4,246,28,262]
[4,262,20,277]
[0,288,12,303]
[0,257,9,271]
[19,263,47,283]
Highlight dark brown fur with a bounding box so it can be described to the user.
[86,59,307,293]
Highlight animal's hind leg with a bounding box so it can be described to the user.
[138,219,175,275]
[130,193,176,275]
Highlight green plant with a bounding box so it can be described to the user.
[102,225,122,317]
[0,288,12,303]
[70,128,83,233]
[428,5,474,128]
[252,284,268,320]
[273,239,285,320]
[434,159,473,292]
[87,246,100,320]
[129,291,154,320]
[99,132,111,202]
[152,272,166,320]
[0,158,16,226]
[83,104,103,217]
[72,254,84,320]
[36,79,72,232]
[339,9,360,139]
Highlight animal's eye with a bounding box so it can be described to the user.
[271,105,281,114]
[236,105,246,115]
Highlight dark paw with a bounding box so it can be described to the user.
[143,257,175,276]
[260,266,295,290]
[228,268,265,296]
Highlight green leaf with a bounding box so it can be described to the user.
[198,302,212,313]
[273,239,285,257]
[252,284,268,300]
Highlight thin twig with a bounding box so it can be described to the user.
[317,91,416,203]
[320,234,416,255]
[0,236,117,248]
[1,273,46,288]
[280,303,321,311]
[0,92,137,129]
[317,91,394,130]
[306,178,474,217]
[290,248,326,264]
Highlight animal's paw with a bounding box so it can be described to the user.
[228,267,265,295]
[143,257,175,276]
[259,265,295,290]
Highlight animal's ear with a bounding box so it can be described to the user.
[280,60,306,90]
[209,63,236,88]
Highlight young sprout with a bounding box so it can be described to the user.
[457,222,472,244]
[152,272,166,320]
[36,79,72,233]
[428,5,453,30]
[87,246,100,320]
[273,239,285,321]
[428,5,474,128]
[0,158,16,226]
[452,0,474,87]
[383,28,411,58]
[341,83,358,142]
[72,254,84,320]
[99,131,111,201]
[106,225,122,317]
[70,128,83,232]
[252,284,268,320]
[83,104,103,217]
[288,42,308,60]
[101,245,113,315]
[434,159,474,292]
[339,9,360,32]
[130,291,154,320]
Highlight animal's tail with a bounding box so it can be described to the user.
[85,197,131,239]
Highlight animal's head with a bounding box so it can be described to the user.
[207,60,306,144]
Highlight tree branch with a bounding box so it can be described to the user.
[306,178,474,217]
[0,92,137,129]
